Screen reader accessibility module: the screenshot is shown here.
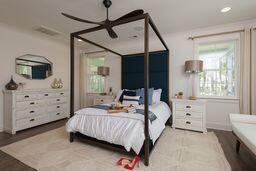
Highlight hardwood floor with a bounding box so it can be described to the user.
[0,120,255,171]
[211,129,256,171]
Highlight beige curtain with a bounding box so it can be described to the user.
[79,53,87,108]
[251,29,256,115]
[240,28,256,114]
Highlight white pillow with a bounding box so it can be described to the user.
[152,89,162,104]
[114,90,123,102]
[122,95,140,106]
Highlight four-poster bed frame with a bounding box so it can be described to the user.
[69,13,169,166]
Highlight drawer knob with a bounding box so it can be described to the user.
[56,113,60,115]
[60,93,64,95]
[30,118,35,122]
[100,99,104,102]
[186,121,191,124]
[186,106,191,108]
[30,111,35,113]
[57,99,60,101]
[186,113,191,116]
[44,94,48,96]
[24,95,29,98]
[57,106,60,108]
[30,102,35,105]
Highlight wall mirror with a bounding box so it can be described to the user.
[16,54,53,79]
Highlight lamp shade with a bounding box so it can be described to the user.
[185,60,203,73]
[97,66,110,76]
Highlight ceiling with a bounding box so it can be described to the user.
[1,0,256,48]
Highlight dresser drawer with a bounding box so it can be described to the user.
[16,100,46,109]
[16,107,45,119]
[175,111,202,119]
[16,94,38,101]
[175,103,203,112]
[16,115,49,130]
[55,91,68,97]
[174,118,203,131]
[49,111,68,121]
[47,97,68,105]
[38,92,56,99]
[48,104,68,112]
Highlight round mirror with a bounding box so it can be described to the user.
[16,54,53,79]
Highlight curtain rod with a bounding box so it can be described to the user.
[188,29,245,40]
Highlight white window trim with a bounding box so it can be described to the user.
[193,33,240,99]
[86,52,107,93]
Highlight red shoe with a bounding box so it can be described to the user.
[117,157,132,166]
[124,156,140,170]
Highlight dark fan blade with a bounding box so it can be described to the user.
[106,27,118,39]
[62,13,104,25]
[115,9,144,21]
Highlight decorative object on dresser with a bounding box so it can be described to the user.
[16,54,53,80]
[172,99,206,132]
[3,89,69,134]
[185,60,203,100]
[51,78,63,89]
[5,76,18,90]
[86,93,114,106]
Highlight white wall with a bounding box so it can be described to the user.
[0,22,71,131]
[84,18,256,131]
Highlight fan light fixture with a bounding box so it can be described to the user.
[62,0,144,39]
[221,7,231,13]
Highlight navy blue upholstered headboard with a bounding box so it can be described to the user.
[121,51,169,103]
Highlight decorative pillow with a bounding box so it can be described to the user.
[122,95,140,106]
[119,90,136,102]
[114,90,123,102]
[152,89,162,104]
[136,88,154,105]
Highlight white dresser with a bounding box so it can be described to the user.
[3,89,69,134]
[172,99,207,132]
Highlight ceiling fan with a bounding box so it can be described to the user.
[62,0,144,39]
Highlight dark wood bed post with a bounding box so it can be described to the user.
[70,33,75,143]
[144,14,150,166]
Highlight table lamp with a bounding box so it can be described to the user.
[97,66,110,95]
[185,60,203,100]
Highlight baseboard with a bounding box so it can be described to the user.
[206,122,232,131]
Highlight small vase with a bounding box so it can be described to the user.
[5,76,18,90]
[51,78,59,89]
[58,78,63,88]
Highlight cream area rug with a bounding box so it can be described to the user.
[1,127,231,171]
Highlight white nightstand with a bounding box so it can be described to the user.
[172,99,207,133]
[86,93,114,106]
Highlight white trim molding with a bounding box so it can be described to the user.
[207,122,232,131]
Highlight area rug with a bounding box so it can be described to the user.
[1,127,231,171]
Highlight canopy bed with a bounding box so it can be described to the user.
[65,0,170,166]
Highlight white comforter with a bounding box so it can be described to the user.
[66,101,171,154]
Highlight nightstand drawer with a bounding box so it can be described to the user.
[175,118,203,130]
[93,98,113,105]
[175,103,203,112]
[175,111,202,119]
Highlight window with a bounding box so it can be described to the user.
[87,57,105,93]
[195,37,239,98]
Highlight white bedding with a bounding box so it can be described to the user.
[66,101,171,154]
